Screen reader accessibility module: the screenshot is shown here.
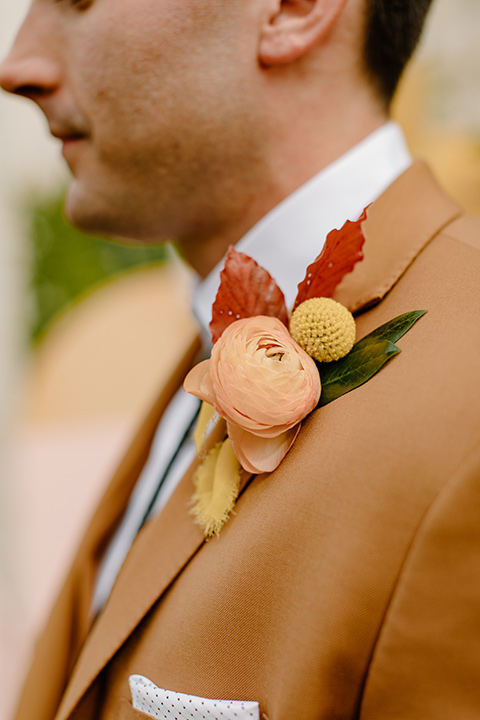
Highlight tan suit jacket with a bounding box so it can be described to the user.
[13,162,480,720]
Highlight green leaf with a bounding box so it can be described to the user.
[353,310,427,351]
[316,310,427,408]
[318,339,400,407]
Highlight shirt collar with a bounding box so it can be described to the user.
[192,121,411,339]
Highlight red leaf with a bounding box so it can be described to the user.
[293,206,368,310]
[210,247,288,344]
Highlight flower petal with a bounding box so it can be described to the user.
[227,422,301,474]
[183,360,215,404]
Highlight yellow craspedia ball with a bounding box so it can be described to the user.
[290,297,356,362]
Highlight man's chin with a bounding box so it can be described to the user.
[63,180,183,246]
[63,183,139,242]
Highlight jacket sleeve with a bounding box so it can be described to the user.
[360,441,480,719]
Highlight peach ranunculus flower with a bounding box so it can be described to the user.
[184,316,321,474]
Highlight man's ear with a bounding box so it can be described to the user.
[259,0,350,65]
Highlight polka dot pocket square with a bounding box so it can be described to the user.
[129,675,260,720]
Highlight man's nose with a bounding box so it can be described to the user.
[0,12,61,101]
[0,55,60,99]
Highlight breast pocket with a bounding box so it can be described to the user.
[118,697,154,720]
[128,674,260,720]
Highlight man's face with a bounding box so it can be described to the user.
[0,0,269,249]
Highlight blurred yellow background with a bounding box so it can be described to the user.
[394,69,480,215]
[0,0,479,717]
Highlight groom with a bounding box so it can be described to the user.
[2,0,480,719]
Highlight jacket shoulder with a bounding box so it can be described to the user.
[440,213,480,252]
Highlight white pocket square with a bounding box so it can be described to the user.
[129,675,260,720]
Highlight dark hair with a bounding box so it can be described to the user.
[364,0,435,107]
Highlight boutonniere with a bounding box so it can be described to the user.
[184,208,426,537]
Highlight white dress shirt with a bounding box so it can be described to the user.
[91,121,411,615]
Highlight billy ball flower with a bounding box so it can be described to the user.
[184,316,321,474]
[290,297,356,362]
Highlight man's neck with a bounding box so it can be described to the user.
[193,121,412,341]
[181,106,388,278]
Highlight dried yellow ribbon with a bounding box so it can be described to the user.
[193,401,219,452]
[191,435,242,538]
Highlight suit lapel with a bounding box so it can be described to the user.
[55,459,204,720]
[56,420,253,720]
[56,161,460,720]
[335,161,460,313]
[72,333,204,642]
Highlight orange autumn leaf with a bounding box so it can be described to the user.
[293,206,368,311]
[210,247,288,344]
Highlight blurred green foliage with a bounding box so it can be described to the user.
[28,190,167,344]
